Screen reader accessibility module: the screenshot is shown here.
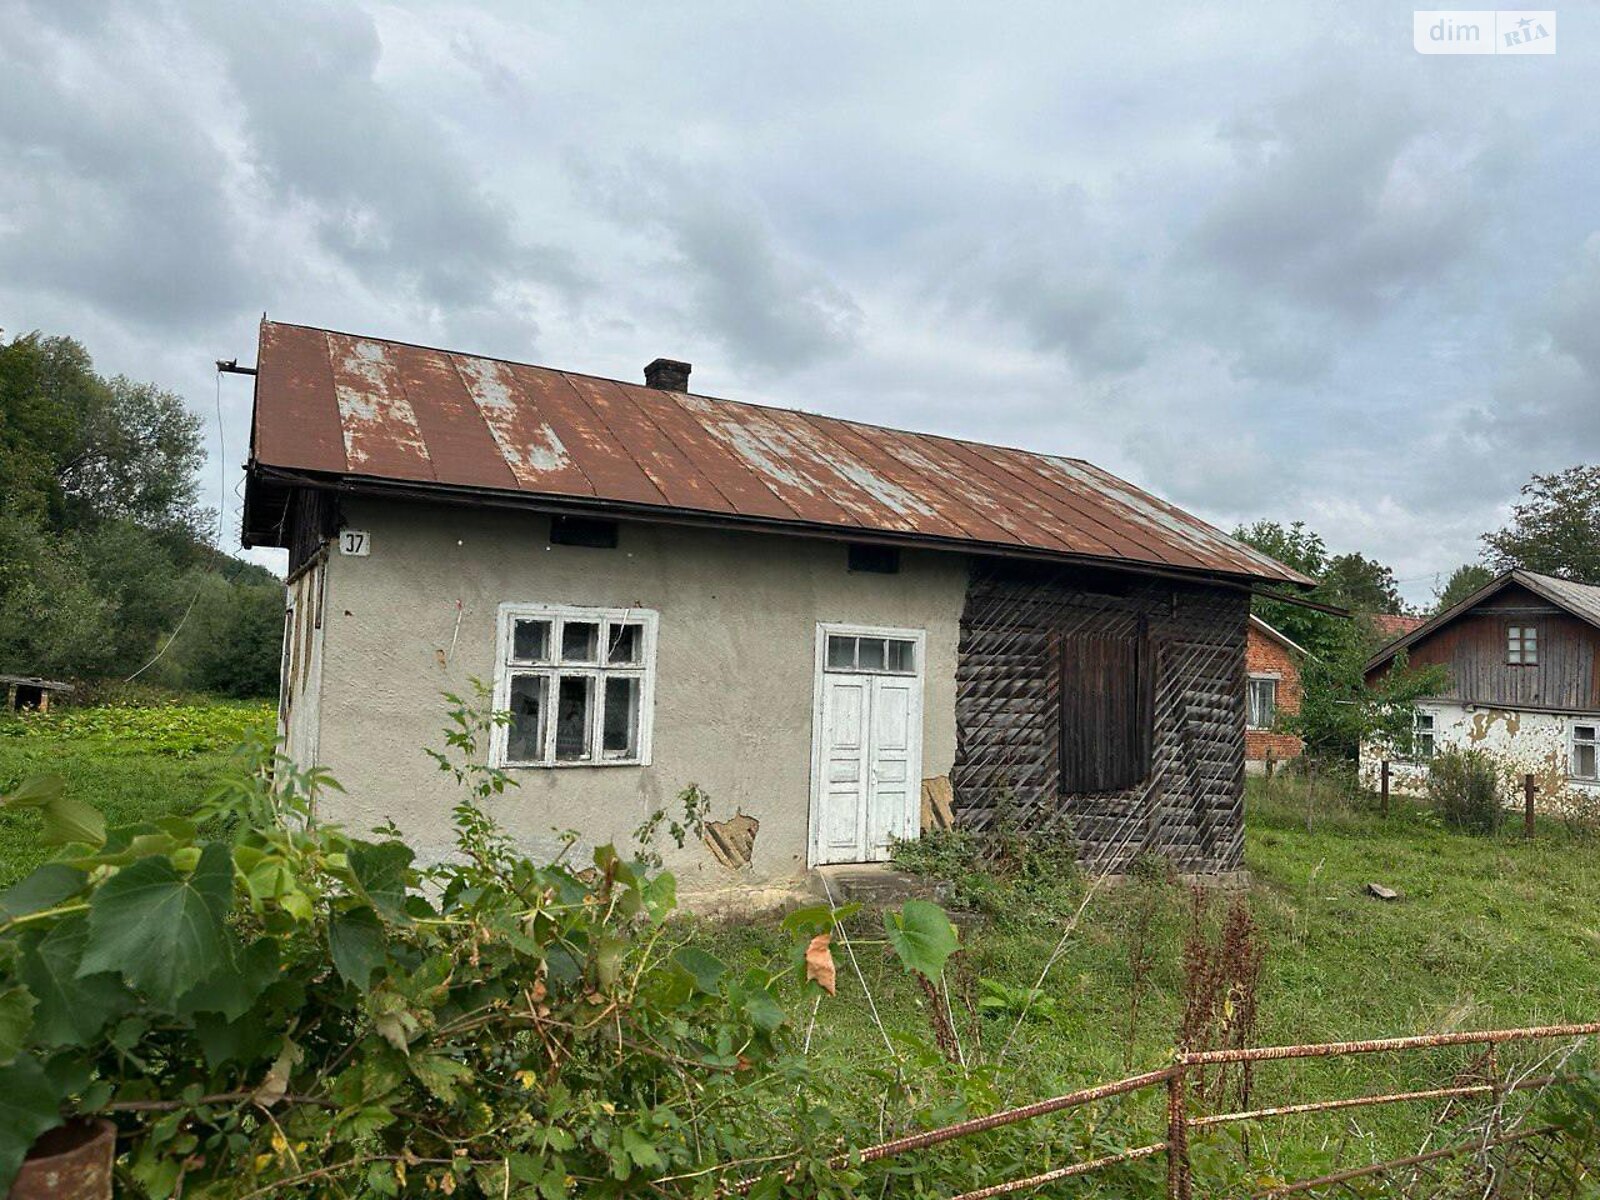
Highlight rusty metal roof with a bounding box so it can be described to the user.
[245,320,1312,586]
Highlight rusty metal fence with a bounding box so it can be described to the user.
[732,1021,1600,1199]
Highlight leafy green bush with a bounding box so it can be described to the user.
[0,698,995,1198]
[1426,747,1504,835]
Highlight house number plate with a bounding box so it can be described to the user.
[339,530,371,557]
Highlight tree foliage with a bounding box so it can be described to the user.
[0,331,280,693]
[1285,620,1449,761]
[1433,563,1496,613]
[1483,465,1600,583]
[1233,521,1408,661]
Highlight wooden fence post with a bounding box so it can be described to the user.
[1167,1068,1190,1200]
[1380,759,1390,818]
[1524,775,1537,838]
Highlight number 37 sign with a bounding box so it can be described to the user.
[339,530,370,557]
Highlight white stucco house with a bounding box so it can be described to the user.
[240,320,1312,896]
[1361,570,1600,810]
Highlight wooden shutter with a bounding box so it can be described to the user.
[1059,631,1152,793]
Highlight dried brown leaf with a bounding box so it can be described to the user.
[804,932,836,996]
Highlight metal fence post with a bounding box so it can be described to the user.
[1167,1066,1191,1200]
[1524,774,1537,837]
[1380,759,1390,817]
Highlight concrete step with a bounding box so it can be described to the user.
[809,863,953,907]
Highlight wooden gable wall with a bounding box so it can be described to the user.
[1385,582,1600,711]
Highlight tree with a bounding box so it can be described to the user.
[1434,563,1496,612]
[1483,465,1600,583]
[1319,552,1403,616]
[0,330,280,693]
[1287,621,1449,761]
[1233,521,1409,660]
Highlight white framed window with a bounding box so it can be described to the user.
[492,604,658,767]
[1574,723,1598,781]
[1507,624,1538,665]
[1246,676,1278,730]
[1411,709,1436,761]
[824,632,918,675]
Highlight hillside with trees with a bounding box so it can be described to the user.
[0,331,280,695]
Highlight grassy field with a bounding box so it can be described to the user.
[3,711,1593,1183]
[697,777,1600,1181]
[0,699,274,886]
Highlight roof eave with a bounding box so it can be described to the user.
[252,464,1311,591]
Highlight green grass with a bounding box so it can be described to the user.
[696,777,1600,1180]
[3,717,1593,1184]
[0,699,274,887]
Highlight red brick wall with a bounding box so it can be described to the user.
[1245,625,1304,763]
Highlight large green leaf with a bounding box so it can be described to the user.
[0,775,63,809]
[0,864,88,922]
[0,1054,63,1194]
[347,841,413,921]
[0,986,36,1064]
[329,907,387,991]
[39,794,106,848]
[883,899,959,981]
[670,947,727,995]
[177,937,280,1021]
[17,917,133,1047]
[79,843,234,1009]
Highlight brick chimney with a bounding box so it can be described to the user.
[643,358,691,392]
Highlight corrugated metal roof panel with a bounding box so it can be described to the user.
[247,320,1313,586]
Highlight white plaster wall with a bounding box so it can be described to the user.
[307,497,969,890]
[1360,701,1600,812]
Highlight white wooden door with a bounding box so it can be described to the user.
[812,627,924,865]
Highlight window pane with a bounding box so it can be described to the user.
[1420,734,1435,759]
[555,675,594,760]
[1578,744,1598,779]
[1508,648,1521,663]
[858,638,887,670]
[506,675,548,762]
[1417,713,1434,730]
[1576,726,1597,741]
[1508,627,1521,641]
[512,619,551,663]
[826,635,855,669]
[561,621,599,663]
[606,622,642,665]
[602,676,640,758]
[886,639,915,673]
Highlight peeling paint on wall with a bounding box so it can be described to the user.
[1362,700,1599,815]
[703,813,760,869]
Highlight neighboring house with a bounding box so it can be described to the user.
[1244,617,1306,771]
[241,320,1310,894]
[1361,570,1600,805]
[1366,613,1426,641]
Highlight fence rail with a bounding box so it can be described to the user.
[728,1020,1600,1199]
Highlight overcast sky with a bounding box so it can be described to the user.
[2,1,1594,604]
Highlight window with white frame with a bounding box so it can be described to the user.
[1574,723,1598,781]
[495,605,657,767]
[1411,709,1436,761]
[1246,676,1278,730]
[1507,624,1538,665]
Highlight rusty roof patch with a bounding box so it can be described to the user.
[245,319,1313,586]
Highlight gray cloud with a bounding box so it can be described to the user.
[0,0,1593,601]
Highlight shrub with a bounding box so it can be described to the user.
[1426,746,1504,835]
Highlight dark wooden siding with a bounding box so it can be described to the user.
[287,489,338,577]
[1381,583,1600,710]
[952,561,1248,874]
